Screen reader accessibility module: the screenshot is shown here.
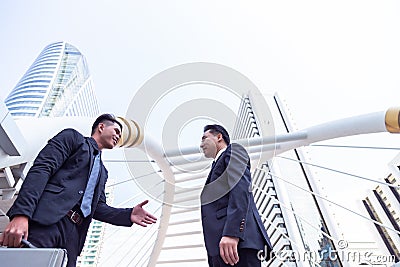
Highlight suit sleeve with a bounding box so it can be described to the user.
[222,143,252,240]
[93,183,133,227]
[7,129,82,220]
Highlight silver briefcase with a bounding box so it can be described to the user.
[0,248,67,267]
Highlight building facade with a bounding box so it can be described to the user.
[363,155,400,264]
[5,41,99,118]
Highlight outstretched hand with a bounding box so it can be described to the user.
[130,200,157,227]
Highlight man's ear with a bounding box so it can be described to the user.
[98,122,105,133]
[217,133,223,142]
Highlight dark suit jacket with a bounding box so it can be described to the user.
[7,128,132,251]
[201,143,272,258]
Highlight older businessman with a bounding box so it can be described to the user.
[200,124,272,266]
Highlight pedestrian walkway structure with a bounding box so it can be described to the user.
[1,92,399,266]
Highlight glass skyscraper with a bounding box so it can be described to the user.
[4,41,99,118]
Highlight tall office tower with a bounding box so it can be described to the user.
[233,93,342,267]
[77,220,106,266]
[362,154,400,264]
[4,41,100,118]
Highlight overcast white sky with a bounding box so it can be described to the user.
[1,0,400,259]
[1,1,399,122]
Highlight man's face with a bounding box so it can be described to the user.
[99,121,122,149]
[200,130,219,158]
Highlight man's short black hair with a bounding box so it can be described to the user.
[91,114,123,135]
[204,124,230,145]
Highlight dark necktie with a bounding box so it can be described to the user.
[81,153,100,217]
[211,160,216,169]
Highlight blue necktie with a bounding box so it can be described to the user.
[81,153,100,217]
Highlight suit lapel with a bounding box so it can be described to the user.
[205,145,230,184]
[85,138,104,208]
[205,165,214,184]
[85,138,95,171]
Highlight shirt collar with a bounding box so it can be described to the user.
[88,137,100,155]
[214,147,226,161]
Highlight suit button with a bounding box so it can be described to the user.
[79,190,84,194]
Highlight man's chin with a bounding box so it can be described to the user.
[105,143,115,149]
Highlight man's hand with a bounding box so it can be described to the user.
[0,215,29,247]
[219,236,239,265]
[130,200,157,227]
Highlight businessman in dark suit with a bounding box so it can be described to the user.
[0,114,157,267]
[200,124,272,266]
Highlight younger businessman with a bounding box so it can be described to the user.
[0,114,157,267]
